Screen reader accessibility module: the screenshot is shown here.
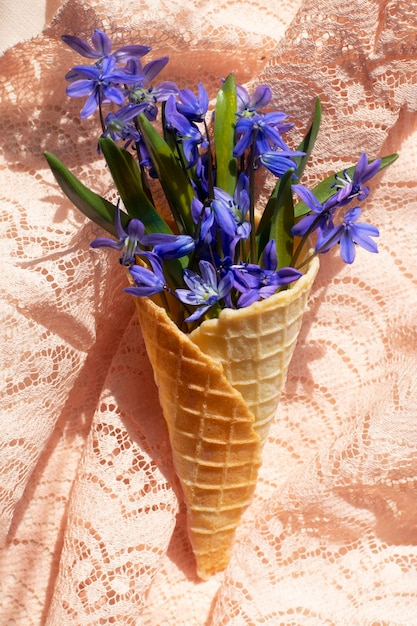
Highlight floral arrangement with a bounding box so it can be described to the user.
[45,29,397,579]
[45,29,396,330]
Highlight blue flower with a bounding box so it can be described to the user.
[90,208,145,265]
[236,84,272,117]
[316,206,379,264]
[140,233,195,260]
[91,208,195,264]
[211,190,242,238]
[62,29,150,62]
[126,57,178,120]
[191,154,210,200]
[259,150,303,178]
[332,153,382,205]
[234,240,302,307]
[233,112,293,157]
[102,103,147,142]
[191,177,251,254]
[125,255,167,297]
[212,174,251,243]
[191,197,215,245]
[127,56,169,83]
[65,55,143,118]
[164,96,207,166]
[175,260,234,322]
[176,83,209,122]
[292,185,340,238]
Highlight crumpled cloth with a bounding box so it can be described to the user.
[1,0,417,624]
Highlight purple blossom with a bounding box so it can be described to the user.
[259,150,303,178]
[211,191,240,238]
[90,209,194,264]
[191,154,210,200]
[175,260,234,322]
[332,153,382,205]
[315,206,379,264]
[90,208,145,265]
[236,84,272,117]
[212,174,251,244]
[125,255,167,297]
[191,177,250,254]
[127,56,170,84]
[102,103,147,142]
[191,197,215,245]
[65,55,143,118]
[62,29,150,62]
[140,233,195,260]
[292,185,340,238]
[164,95,207,166]
[234,240,302,307]
[233,112,293,157]
[176,83,209,122]
[126,57,178,120]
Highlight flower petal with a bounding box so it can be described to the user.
[90,237,122,250]
[251,85,272,110]
[126,219,145,241]
[184,304,211,322]
[114,44,151,61]
[66,64,101,80]
[199,260,217,288]
[91,29,112,56]
[293,185,322,212]
[339,231,356,264]
[61,34,100,59]
[80,91,99,118]
[350,224,379,252]
[66,80,94,98]
[142,57,169,83]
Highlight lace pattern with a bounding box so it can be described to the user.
[1,0,417,623]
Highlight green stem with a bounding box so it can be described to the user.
[204,120,215,201]
[291,211,324,268]
[248,130,258,263]
[294,249,316,271]
[159,287,171,316]
[171,130,190,177]
[98,89,106,134]
[176,305,186,331]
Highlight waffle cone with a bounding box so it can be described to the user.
[133,256,319,579]
[190,256,320,446]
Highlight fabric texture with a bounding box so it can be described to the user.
[1,0,417,623]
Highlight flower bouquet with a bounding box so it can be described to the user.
[44,29,397,579]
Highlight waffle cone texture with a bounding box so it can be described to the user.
[134,256,319,579]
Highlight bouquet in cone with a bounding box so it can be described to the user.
[44,29,397,579]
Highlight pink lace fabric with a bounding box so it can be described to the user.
[1,0,417,623]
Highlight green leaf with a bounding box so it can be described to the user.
[44,151,118,235]
[294,97,322,181]
[161,102,202,195]
[268,169,295,269]
[256,169,295,265]
[99,137,189,283]
[256,177,280,256]
[214,73,238,195]
[137,113,195,234]
[294,153,399,218]
[99,137,172,236]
